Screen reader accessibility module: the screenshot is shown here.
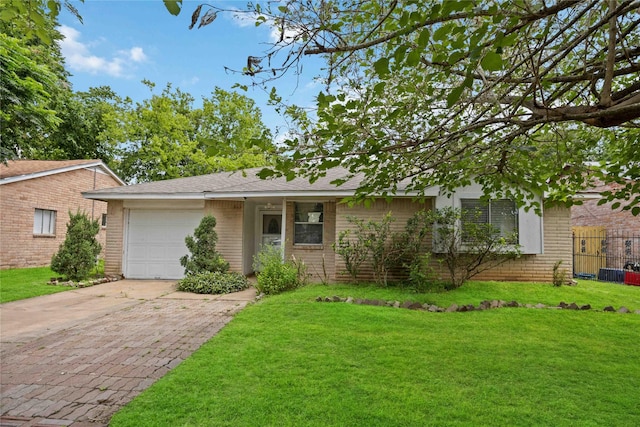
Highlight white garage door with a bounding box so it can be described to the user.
[125,210,203,279]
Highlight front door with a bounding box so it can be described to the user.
[260,212,282,249]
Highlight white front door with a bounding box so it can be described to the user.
[260,212,282,249]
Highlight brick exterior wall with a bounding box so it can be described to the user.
[285,201,337,282]
[104,200,125,277]
[334,198,432,282]
[452,205,573,283]
[205,200,244,273]
[99,197,572,284]
[331,201,572,284]
[0,168,121,269]
[572,199,640,235]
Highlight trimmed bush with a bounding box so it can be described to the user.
[253,245,304,295]
[51,211,102,281]
[180,215,229,275]
[177,271,249,295]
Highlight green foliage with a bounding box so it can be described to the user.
[33,87,124,163]
[336,211,436,287]
[179,2,639,213]
[110,282,640,427]
[333,225,368,282]
[176,271,249,295]
[114,82,273,183]
[0,0,82,44]
[180,215,229,276]
[406,253,439,293]
[253,245,305,295]
[51,211,102,281]
[337,213,398,286]
[552,260,567,287]
[430,207,521,288]
[0,33,61,161]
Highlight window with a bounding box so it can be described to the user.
[34,209,56,235]
[294,202,323,244]
[101,213,108,227]
[460,199,518,243]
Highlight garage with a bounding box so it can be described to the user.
[124,209,203,279]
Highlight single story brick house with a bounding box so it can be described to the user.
[83,168,572,282]
[0,160,125,269]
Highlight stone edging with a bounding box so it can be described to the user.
[47,274,123,288]
[316,296,640,314]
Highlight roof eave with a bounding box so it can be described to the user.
[0,161,126,186]
[83,192,207,201]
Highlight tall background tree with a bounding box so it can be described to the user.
[0,0,75,161]
[114,81,273,183]
[172,0,639,213]
[1,1,275,183]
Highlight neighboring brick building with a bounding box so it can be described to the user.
[572,180,640,235]
[572,180,640,275]
[0,160,124,269]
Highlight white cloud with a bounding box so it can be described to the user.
[230,9,301,44]
[58,25,147,77]
[128,47,147,62]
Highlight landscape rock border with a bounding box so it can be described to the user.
[316,296,640,315]
[47,274,123,288]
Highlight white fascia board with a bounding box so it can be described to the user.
[91,163,126,186]
[204,191,355,199]
[82,192,207,201]
[203,188,440,199]
[0,161,126,186]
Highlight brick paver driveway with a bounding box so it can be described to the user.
[0,280,255,426]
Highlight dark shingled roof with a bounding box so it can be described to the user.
[83,167,379,200]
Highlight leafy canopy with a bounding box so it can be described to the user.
[170,0,639,213]
[114,81,274,183]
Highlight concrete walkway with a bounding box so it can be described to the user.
[0,280,256,426]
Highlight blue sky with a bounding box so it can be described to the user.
[57,0,323,138]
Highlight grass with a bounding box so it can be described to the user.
[0,262,104,303]
[0,266,71,303]
[111,280,640,426]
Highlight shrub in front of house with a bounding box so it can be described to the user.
[177,271,249,295]
[253,245,306,295]
[51,211,102,281]
[180,215,229,275]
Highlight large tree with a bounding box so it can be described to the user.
[114,81,273,183]
[172,0,639,213]
[0,33,61,160]
[28,86,124,163]
[0,0,75,161]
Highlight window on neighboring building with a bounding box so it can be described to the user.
[460,199,518,244]
[294,202,324,244]
[101,213,108,227]
[33,208,56,235]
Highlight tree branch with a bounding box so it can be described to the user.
[600,0,618,106]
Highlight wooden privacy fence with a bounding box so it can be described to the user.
[572,227,640,281]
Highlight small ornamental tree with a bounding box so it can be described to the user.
[180,215,229,275]
[430,207,521,289]
[333,221,368,283]
[51,211,102,281]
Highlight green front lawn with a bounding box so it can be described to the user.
[0,266,70,303]
[111,281,640,426]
